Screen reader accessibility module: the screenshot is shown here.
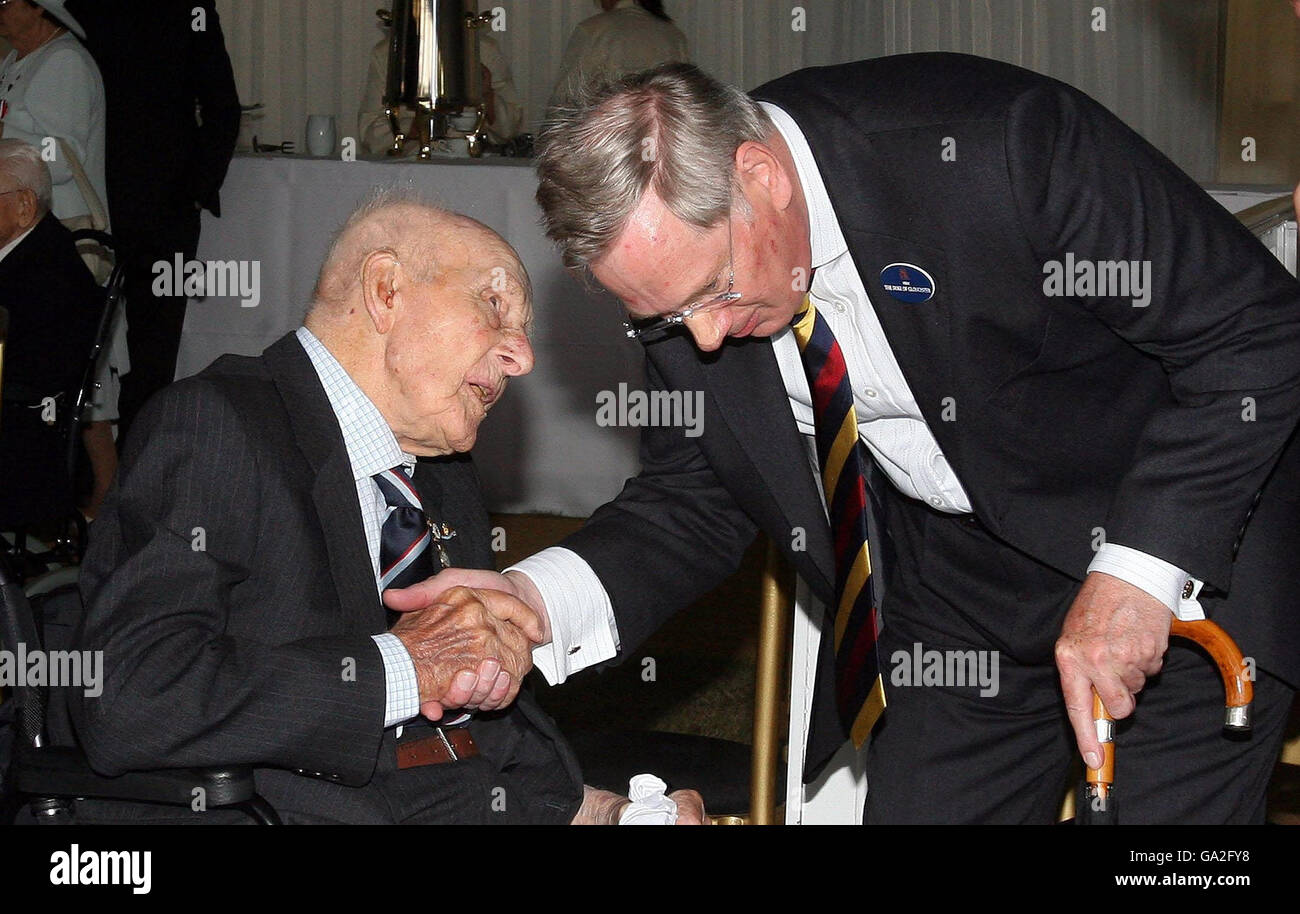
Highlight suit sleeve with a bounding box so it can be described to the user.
[68,381,388,785]
[1004,83,1300,589]
[559,354,758,654]
[187,2,241,215]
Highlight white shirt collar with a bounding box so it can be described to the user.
[758,101,849,270]
[295,326,414,482]
[0,222,37,266]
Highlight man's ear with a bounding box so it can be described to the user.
[16,190,40,232]
[734,140,793,212]
[360,250,402,334]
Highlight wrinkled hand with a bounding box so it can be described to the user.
[668,789,706,825]
[387,584,540,721]
[1055,572,1172,769]
[385,569,550,716]
[386,568,549,639]
[570,786,707,825]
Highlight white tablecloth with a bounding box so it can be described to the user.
[177,154,644,516]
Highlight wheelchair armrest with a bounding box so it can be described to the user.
[14,744,257,808]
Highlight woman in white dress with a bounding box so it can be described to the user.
[0,0,123,518]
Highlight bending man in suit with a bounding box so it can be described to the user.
[390,58,1300,823]
[67,189,703,824]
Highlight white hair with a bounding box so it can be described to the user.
[0,139,53,214]
[306,184,530,321]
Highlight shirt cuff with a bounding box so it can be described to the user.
[371,633,420,727]
[507,547,620,685]
[1087,542,1205,621]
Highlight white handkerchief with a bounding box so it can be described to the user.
[618,774,678,825]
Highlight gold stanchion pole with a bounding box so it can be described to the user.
[750,537,791,825]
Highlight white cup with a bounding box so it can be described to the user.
[306,115,337,157]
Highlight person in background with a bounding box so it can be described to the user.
[1292,0,1300,219]
[0,0,104,221]
[358,32,523,157]
[67,0,240,441]
[549,0,688,109]
[0,0,122,520]
[0,140,99,540]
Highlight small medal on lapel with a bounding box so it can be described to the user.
[427,520,457,569]
[879,263,937,303]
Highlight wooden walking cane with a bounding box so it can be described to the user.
[1083,618,1254,823]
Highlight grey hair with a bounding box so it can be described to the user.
[0,139,53,214]
[535,63,773,272]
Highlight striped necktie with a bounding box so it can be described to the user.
[791,297,887,747]
[374,465,470,729]
[374,466,438,592]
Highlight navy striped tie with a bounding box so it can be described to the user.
[375,466,470,728]
[374,466,436,592]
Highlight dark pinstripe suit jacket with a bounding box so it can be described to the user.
[65,333,582,823]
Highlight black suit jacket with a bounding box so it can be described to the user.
[0,213,100,526]
[67,0,240,233]
[66,333,583,823]
[0,213,100,397]
[560,54,1300,770]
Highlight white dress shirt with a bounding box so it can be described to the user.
[296,327,421,728]
[514,101,1206,682]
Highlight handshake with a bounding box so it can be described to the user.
[383,570,705,825]
[383,568,548,721]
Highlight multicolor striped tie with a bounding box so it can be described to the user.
[791,297,886,747]
[374,466,437,592]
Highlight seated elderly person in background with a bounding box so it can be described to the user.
[64,188,703,825]
[0,0,123,519]
[0,139,99,537]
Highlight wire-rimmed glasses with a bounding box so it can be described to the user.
[622,211,742,342]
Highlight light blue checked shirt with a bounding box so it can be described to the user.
[296,327,421,728]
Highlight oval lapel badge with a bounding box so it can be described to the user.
[879,263,937,303]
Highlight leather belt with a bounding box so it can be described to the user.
[396,728,478,768]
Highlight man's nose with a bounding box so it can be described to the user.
[684,309,728,352]
[498,330,534,376]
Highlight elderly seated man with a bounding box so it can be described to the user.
[65,189,703,824]
[0,139,100,532]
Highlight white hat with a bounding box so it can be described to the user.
[28,0,87,41]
